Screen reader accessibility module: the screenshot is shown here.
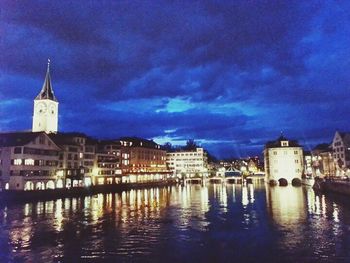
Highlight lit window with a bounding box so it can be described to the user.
[281,141,289,147]
[14,159,22,165]
[24,159,34,165]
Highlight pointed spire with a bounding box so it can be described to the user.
[35,59,57,101]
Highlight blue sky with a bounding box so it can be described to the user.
[1,0,350,158]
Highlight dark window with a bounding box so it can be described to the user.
[23,147,58,156]
[68,147,78,152]
[39,136,45,144]
[14,147,22,154]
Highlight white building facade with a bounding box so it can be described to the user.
[166,148,208,178]
[0,132,61,191]
[264,136,304,185]
[332,131,350,169]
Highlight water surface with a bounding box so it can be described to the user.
[1,183,350,262]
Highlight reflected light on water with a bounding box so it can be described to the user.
[54,199,63,232]
[2,184,350,262]
[242,185,249,207]
[266,186,306,225]
[249,184,255,203]
[333,203,339,223]
[24,203,32,217]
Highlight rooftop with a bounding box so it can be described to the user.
[0,131,45,147]
[265,135,301,149]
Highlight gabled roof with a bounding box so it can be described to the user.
[49,132,85,145]
[35,60,58,102]
[0,131,46,147]
[48,132,98,146]
[265,135,301,149]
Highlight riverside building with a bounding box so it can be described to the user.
[166,148,209,179]
[332,131,350,170]
[311,143,336,177]
[94,140,124,185]
[119,137,170,183]
[0,61,62,191]
[264,135,304,186]
[0,61,170,191]
[0,132,61,191]
[49,132,97,188]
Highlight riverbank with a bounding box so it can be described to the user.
[313,177,350,196]
[0,180,177,205]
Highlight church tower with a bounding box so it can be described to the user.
[32,59,59,133]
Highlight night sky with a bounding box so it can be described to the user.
[1,1,350,159]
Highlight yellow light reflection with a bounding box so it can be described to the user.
[242,185,249,207]
[54,199,63,232]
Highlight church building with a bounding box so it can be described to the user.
[32,60,59,133]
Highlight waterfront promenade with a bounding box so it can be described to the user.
[0,180,176,204]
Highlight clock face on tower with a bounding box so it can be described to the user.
[37,102,47,114]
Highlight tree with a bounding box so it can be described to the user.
[162,142,174,152]
[206,150,217,163]
[183,139,198,151]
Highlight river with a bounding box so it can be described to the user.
[1,183,350,262]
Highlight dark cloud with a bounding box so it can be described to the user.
[1,0,350,158]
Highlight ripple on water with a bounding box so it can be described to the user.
[2,184,350,262]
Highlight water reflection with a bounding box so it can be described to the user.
[1,184,350,262]
[266,185,307,225]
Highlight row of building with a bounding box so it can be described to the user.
[0,62,209,191]
[3,61,349,190]
[264,131,350,186]
[0,131,210,191]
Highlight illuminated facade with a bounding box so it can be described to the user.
[49,133,96,188]
[0,62,171,191]
[264,135,303,185]
[119,137,169,183]
[311,143,336,177]
[0,132,61,190]
[166,148,208,178]
[94,140,123,185]
[332,131,350,169]
[32,60,59,133]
